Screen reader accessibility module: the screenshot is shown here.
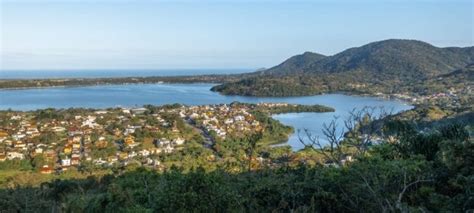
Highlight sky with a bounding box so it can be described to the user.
[0,0,473,70]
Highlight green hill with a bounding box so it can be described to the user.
[306,39,473,78]
[213,39,474,96]
[258,51,326,76]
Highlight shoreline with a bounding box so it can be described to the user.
[0,75,416,106]
[0,82,222,91]
[0,82,414,113]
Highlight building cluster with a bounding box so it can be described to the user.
[182,104,263,139]
[0,107,191,174]
[412,86,472,108]
[256,102,291,107]
[0,103,278,174]
[375,85,472,108]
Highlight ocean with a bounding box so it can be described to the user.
[0,69,253,79]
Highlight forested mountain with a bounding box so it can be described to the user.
[213,39,474,96]
[258,51,326,76]
[263,39,473,78]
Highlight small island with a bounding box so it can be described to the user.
[254,102,335,114]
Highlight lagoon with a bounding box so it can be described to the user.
[0,83,413,149]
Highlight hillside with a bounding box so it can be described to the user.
[2,121,472,212]
[213,39,474,96]
[306,39,473,79]
[258,51,326,76]
[439,63,474,79]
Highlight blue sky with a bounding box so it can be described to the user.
[1,0,472,70]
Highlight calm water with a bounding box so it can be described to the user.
[0,83,412,149]
[0,69,251,79]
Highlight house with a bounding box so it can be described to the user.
[61,158,71,167]
[118,152,128,160]
[68,128,83,137]
[3,140,12,146]
[96,139,108,148]
[224,118,233,124]
[340,155,354,165]
[155,138,171,147]
[144,158,154,165]
[93,158,107,165]
[26,128,40,136]
[72,143,81,149]
[14,141,27,150]
[26,141,35,148]
[94,110,108,115]
[163,145,174,153]
[128,151,137,158]
[107,156,118,163]
[124,127,135,135]
[7,152,24,160]
[125,135,135,145]
[72,136,82,143]
[51,126,66,132]
[82,120,97,128]
[71,157,80,166]
[139,149,150,157]
[0,131,9,142]
[234,115,245,121]
[35,147,44,154]
[40,165,53,174]
[10,115,22,120]
[173,138,185,146]
[131,107,147,114]
[148,148,162,155]
[63,146,72,154]
[114,129,122,136]
[323,159,340,167]
[12,134,26,141]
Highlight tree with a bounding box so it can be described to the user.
[245,132,263,172]
[298,107,392,165]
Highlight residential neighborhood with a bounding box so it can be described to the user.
[0,103,300,174]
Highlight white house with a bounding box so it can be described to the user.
[61,158,71,167]
[7,152,24,160]
[173,138,185,146]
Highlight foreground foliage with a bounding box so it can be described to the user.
[0,122,472,212]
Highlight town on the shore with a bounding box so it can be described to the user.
[0,102,333,175]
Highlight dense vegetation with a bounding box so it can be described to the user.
[211,72,375,96]
[0,121,472,212]
[259,104,334,114]
[230,102,335,114]
[259,51,326,75]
